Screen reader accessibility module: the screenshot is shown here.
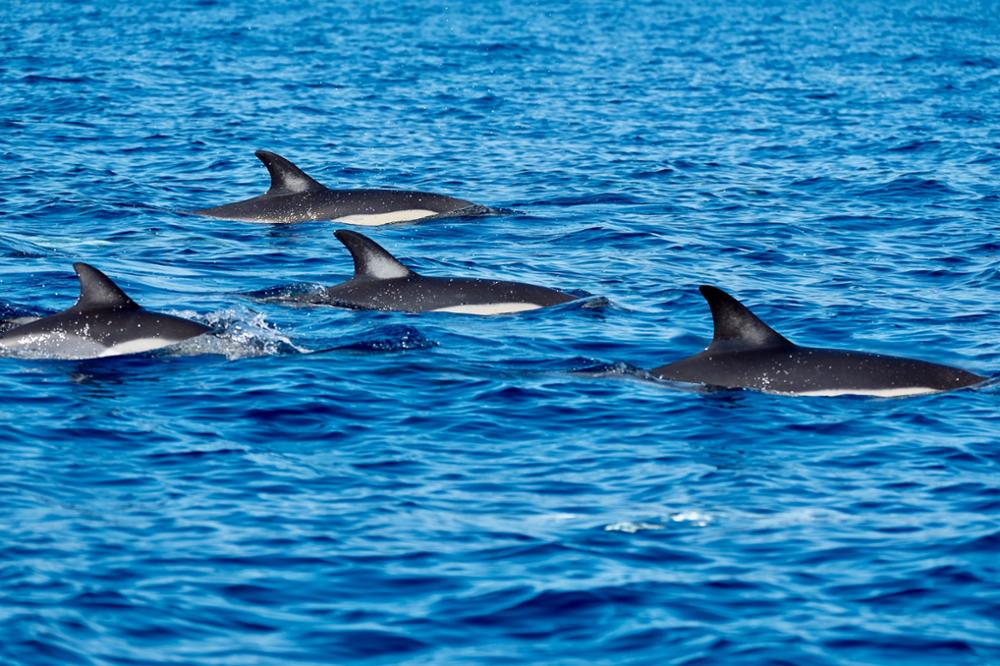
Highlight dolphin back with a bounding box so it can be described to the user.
[191,151,481,224]
[652,285,985,395]
[0,264,209,358]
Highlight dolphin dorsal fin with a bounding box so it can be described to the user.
[255,150,325,195]
[700,285,792,352]
[72,263,139,312]
[334,230,414,280]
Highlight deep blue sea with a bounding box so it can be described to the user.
[2,0,999,663]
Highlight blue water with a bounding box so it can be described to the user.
[2,0,999,663]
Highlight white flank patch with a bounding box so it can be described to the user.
[776,386,940,398]
[337,209,438,226]
[98,337,179,358]
[431,302,542,315]
[1,333,106,360]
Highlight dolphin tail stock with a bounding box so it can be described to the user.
[254,149,325,195]
[333,230,415,281]
[698,285,793,353]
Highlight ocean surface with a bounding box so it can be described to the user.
[1,0,999,663]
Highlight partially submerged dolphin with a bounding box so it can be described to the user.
[652,286,985,397]
[0,263,210,359]
[288,230,576,314]
[193,150,481,225]
[0,315,38,335]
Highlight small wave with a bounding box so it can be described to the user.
[432,203,506,219]
[790,175,850,192]
[804,91,839,100]
[632,166,676,179]
[887,139,942,153]
[146,447,247,464]
[571,360,647,377]
[512,295,607,318]
[605,511,714,533]
[860,176,960,199]
[573,295,611,310]
[558,226,654,246]
[319,324,436,353]
[913,14,973,25]
[0,233,53,259]
[242,282,328,304]
[605,521,664,533]
[298,629,429,660]
[19,74,93,85]
[530,193,645,206]
[978,374,1000,391]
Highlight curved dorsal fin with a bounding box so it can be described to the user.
[255,150,325,195]
[71,263,139,312]
[334,230,414,280]
[700,285,792,352]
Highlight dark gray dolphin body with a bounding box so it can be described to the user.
[652,286,985,396]
[0,263,210,358]
[193,150,480,225]
[293,230,576,314]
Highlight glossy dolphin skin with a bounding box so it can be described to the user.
[0,263,210,358]
[193,150,479,225]
[652,286,985,397]
[294,230,576,314]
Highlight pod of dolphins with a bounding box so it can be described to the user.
[0,150,988,397]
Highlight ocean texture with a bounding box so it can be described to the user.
[1,0,999,663]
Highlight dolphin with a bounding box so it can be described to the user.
[284,230,577,314]
[651,285,985,397]
[0,301,45,333]
[0,316,38,335]
[0,263,210,359]
[192,150,481,225]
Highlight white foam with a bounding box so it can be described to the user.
[604,521,664,534]
[669,510,713,526]
[776,386,940,398]
[337,209,438,226]
[188,308,306,360]
[430,302,542,315]
[604,512,715,533]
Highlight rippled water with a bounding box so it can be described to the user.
[2,0,999,663]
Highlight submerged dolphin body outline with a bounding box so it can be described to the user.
[652,285,985,397]
[193,150,482,225]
